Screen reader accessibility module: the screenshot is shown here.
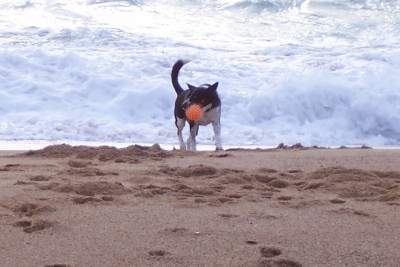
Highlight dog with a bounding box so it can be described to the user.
[171,60,222,151]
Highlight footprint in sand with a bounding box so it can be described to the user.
[260,246,282,258]
[330,198,346,204]
[258,246,302,267]
[245,173,291,189]
[0,164,21,171]
[12,220,32,227]
[208,153,232,158]
[161,227,189,235]
[160,165,218,177]
[73,196,101,204]
[23,219,54,233]
[13,202,56,217]
[13,181,31,185]
[29,175,51,181]
[73,195,115,204]
[67,160,92,168]
[218,213,240,218]
[268,179,290,189]
[13,219,54,233]
[78,181,130,196]
[148,250,170,256]
[258,259,302,267]
[330,208,370,217]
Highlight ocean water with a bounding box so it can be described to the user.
[0,0,399,147]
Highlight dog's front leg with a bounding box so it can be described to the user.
[187,124,198,151]
[212,121,223,150]
[177,118,186,150]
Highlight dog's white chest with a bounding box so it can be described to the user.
[196,105,220,126]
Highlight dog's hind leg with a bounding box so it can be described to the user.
[187,123,198,151]
[176,118,186,150]
[212,121,223,150]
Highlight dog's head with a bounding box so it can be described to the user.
[182,82,220,109]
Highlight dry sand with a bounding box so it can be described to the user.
[0,144,399,267]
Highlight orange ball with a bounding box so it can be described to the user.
[185,104,202,121]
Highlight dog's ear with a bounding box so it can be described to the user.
[187,83,197,91]
[209,82,219,91]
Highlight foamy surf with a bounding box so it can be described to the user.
[0,0,399,147]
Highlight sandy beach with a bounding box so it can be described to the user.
[0,144,399,267]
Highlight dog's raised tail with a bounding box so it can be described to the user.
[171,59,190,95]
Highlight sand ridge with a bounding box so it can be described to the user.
[0,144,399,266]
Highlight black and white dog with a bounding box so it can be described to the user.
[171,60,222,151]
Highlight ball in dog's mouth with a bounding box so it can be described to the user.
[185,104,202,121]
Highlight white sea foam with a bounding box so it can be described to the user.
[0,0,399,147]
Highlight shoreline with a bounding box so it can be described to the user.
[1,140,400,151]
